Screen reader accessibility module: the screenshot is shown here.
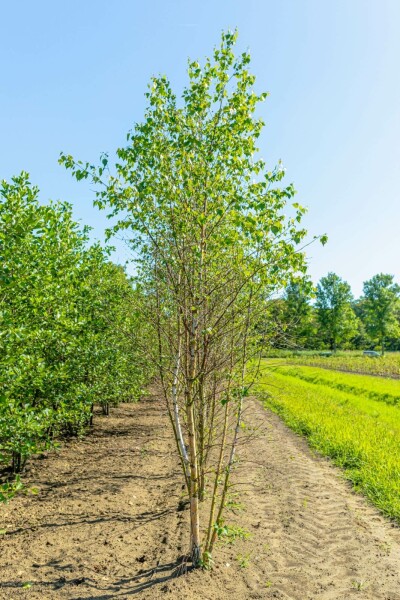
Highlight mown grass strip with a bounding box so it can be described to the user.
[271,364,400,406]
[256,366,400,523]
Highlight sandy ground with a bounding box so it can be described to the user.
[1,394,400,600]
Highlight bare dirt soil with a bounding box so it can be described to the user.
[1,394,400,600]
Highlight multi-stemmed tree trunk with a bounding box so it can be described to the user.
[61,30,323,567]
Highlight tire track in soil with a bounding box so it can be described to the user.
[236,399,400,600]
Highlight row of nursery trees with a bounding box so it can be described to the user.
[0,174,149,499]
[264,272,400,354]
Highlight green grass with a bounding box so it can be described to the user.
[256,361,400,523]
[270,364,400,406]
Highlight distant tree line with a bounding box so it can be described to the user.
[262,272,400,354]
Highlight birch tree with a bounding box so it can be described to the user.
[61,30,323,567]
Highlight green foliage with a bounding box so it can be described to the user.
[261,272,400,353]
[263,278,316,349]
[215,523,251,544]
[0,475,23,503]
[0,173,148,492]
[236,552,252,568]
[315,272,358,351]
[362,274,400,354]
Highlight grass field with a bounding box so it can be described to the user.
[256,360,400,523]
[269,363,400,405]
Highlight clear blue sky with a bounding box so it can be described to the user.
[1,0,399,297]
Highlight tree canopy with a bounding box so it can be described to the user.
[315,272,358,351]
[362,274,400,354]
[60,30,327,566]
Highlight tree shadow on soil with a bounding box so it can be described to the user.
[4,505,177,536]
[79,558,194,598]
[0,558,191,598]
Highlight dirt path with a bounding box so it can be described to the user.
[1,395,400,599]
